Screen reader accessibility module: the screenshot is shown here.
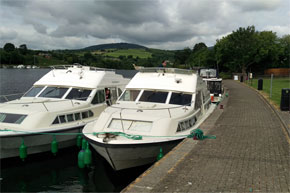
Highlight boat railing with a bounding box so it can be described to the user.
[0,96,89,112]
[139,67,197,74]
[0,93,25,103]
[50,64,115,72]
[110,101,197,119]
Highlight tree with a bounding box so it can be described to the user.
[4,43,15,52]
[19,44,28,55]
[192,42,207,53]
[279,35,290,68]
[174,47,191,66]
[215,26,260,74]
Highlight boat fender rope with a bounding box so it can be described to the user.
[187,128,216,140]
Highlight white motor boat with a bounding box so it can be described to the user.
[83,67,216,170]
[199,68,223,103]
[0,65,130,159]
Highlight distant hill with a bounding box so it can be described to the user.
[82,43,147,50]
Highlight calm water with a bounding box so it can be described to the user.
[0,68,148,193]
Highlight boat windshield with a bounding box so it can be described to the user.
[65,88,91,101]
[23,86,45,97]
[169,92,192,106]
[200,69,217,78]
[207,81,222,94]
[119,90,140,101]
[139,90,168,103]
[0,113,27,124]
[38,87,69,99]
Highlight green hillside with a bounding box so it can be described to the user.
[103,49,152,59]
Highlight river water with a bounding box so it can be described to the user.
[0,68,150,193]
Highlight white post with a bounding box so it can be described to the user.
[270,74,273,98]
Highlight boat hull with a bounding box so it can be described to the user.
[0,126,83,159]
[85,137,183,171]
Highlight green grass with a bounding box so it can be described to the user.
[246,78,290,106]
[103,49,152,59]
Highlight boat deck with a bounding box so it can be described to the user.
[122,80,290,192]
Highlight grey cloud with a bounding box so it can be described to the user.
[230,0,281,12]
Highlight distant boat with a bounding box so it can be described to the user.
[83,67,216,170]
[0,65,130,160]
[199,68,223,103]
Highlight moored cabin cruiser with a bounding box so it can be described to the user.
[0,65,130,159]
[83,68,216,170]
[199,68,223,103]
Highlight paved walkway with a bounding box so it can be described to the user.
[123,80,290,192]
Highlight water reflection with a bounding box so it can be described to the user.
[0,147,151,192]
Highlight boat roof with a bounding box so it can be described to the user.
[34,65,129,89]
[126,68,198,93]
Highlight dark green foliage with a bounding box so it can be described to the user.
[82,43,147,51]
[4,43,15,52]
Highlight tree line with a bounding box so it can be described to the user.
[1,26,289,75]
[174,26,289,75]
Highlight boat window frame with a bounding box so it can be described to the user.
[38,86,70,99]
[118,89,142,102]
[91,89,106,105]
[22,86,47,98]
[169,92,193,106]
[65,87,92,101]
[138,90,169,104]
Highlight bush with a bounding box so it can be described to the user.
[219,72,232,79]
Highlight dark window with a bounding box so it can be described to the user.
[118,88,123,96]
[52,117,59,124]
[59,115,66,123]
[194,91,202,110]
[207,81,222,94]
[0,113,27,124]
[139,91,168,103]
[82,111,89,119]
[39,87,68,98]
[119,90,140,101]
[88,110,94,117]
[169,93,192,106]
[23,86,44,97]
[66,88,91,101]
[91,90,105,104]
[75,113,81,120]
[67,114,74,122]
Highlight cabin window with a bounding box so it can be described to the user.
[91,90,105,104]
[23,86,44,97]
[88,110,94,117]
[74,113,81,120]
[39,87,68,99]
[119,90,140,101]
[110,88,118,101]
[66,88,91,101]
[139,90,168,103]
[118,88,123,96]
[194,91,202,110]
[66,114,74,122]
[52,117,59,124]
[0,113,27,124]
[169,93,192,106]
[81,111,89,119]
[59,115,66,123]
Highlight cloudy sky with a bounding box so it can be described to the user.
[0,0,289,50]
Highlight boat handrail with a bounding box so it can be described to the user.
[50,64,115,72]
[0,97,90,112]
[0,93,25,102]
[110,101,197,118]
[139,67,197,74]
